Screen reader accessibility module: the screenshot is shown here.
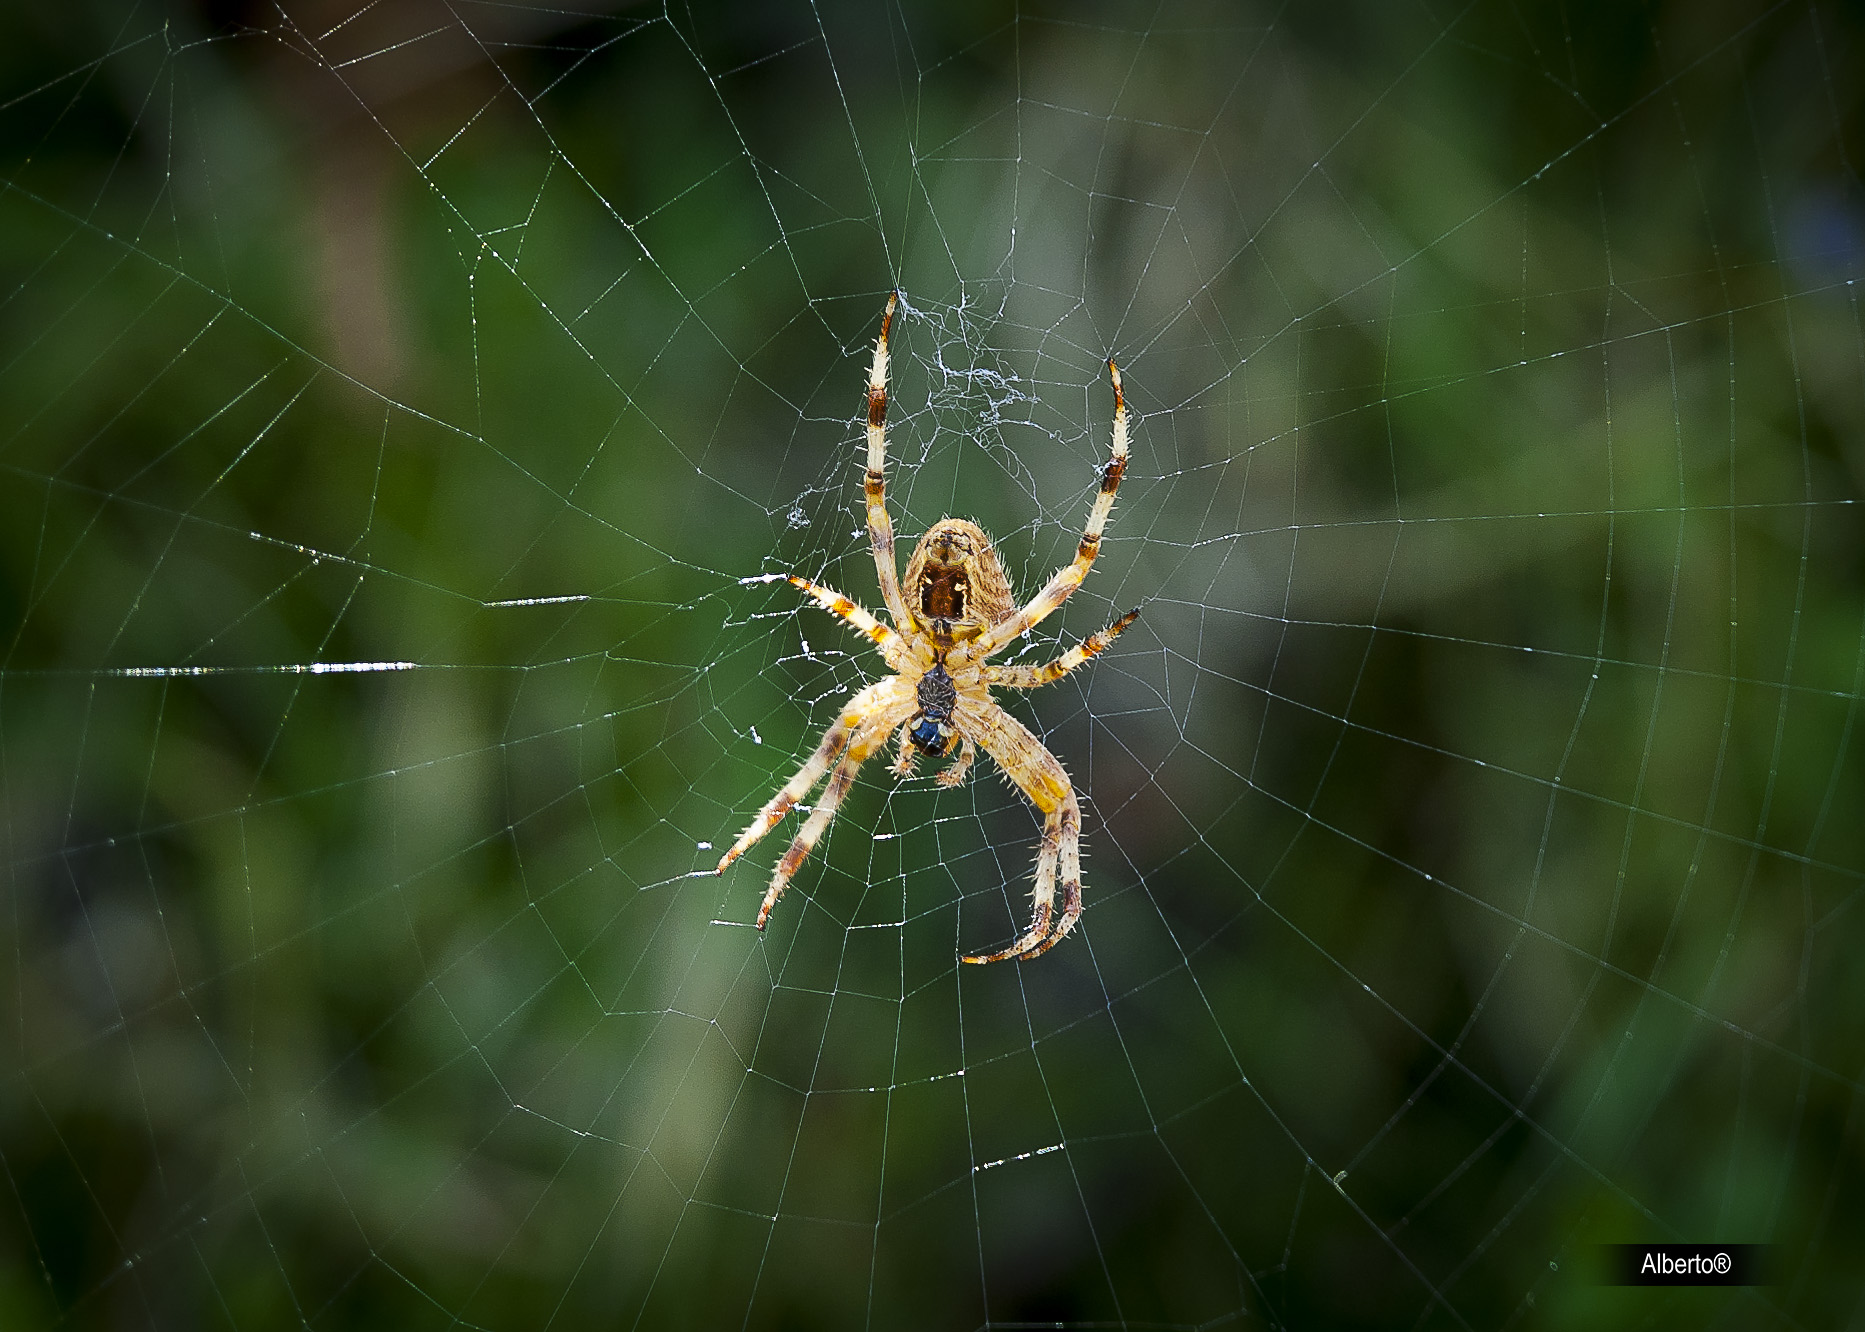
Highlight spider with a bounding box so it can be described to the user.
[717,293,1137,963]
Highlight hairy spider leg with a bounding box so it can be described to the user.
[757,699,912,930]
[787,575,909,670]
[961,359,1128,663]
[987,607,1141,690]
[715,677,908,875]
[958,705,1084,964]
[863,292,915,632]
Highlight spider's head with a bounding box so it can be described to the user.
[903,518,1015,639]
[908,662,960,756]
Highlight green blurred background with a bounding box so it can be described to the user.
[3,1,1862,1328]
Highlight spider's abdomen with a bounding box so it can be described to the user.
[920,566,968,620]
[909,661,959,755]
[902,518,1016,635]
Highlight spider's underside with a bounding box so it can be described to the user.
[717,293,1136,963]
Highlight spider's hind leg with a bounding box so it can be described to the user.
[863,292,914,630]
[963,358,1129,659]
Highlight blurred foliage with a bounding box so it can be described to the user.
[2,1,1862,1329]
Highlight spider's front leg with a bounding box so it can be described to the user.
[957,707,1083,963]
[716,677,907,877]
[758,702,908,929]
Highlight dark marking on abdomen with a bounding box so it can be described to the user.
[920,567,967,620]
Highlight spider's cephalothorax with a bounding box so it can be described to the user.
[718,292,1139,963]
[907,660,960,755]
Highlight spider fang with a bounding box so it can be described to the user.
[908,661,959,755]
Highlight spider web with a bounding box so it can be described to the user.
[3,1,1863,1328]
